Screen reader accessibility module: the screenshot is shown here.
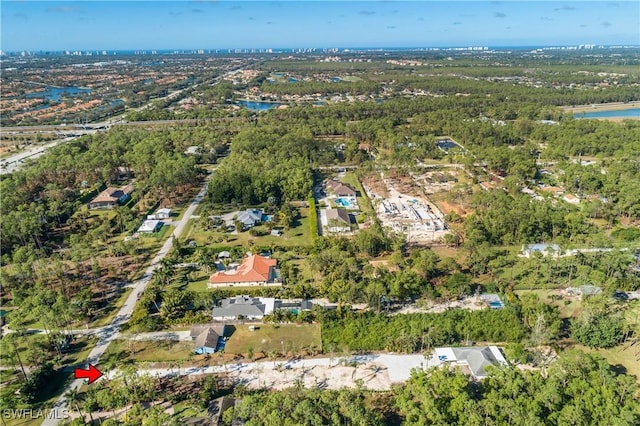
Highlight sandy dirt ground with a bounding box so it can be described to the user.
[393,296,488,315]
[367,171,450,244]
[107,353,442,391]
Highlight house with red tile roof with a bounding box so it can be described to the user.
[208,254,281,288]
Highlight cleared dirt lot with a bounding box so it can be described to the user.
[364,171,450,244]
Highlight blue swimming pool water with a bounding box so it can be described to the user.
[335,198,353,208]
[489,301,504,309]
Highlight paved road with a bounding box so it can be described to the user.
[42,175,211,426]
[0,136,90,175]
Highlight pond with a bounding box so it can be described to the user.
[25,86,91,102]
[575,108,640,119]
[236,100,281,111]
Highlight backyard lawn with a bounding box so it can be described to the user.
[340,172,375,218]
[183,208,313,248]
[100,339,195,365]
[224,323,322,356]
[514,289,583,318]
[574,344,640,383]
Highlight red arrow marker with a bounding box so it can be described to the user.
[74,364,103,384]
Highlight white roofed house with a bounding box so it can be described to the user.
[138,219,162,233]
[235,209,264,230]
[155,208,172,219]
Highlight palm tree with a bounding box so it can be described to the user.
[65,388,85,422]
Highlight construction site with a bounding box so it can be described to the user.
[362,170,450,244]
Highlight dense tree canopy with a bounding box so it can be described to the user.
[395,351,640,426]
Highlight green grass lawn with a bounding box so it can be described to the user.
[514,289,583,318]
[574,343,640,383]
[187,274,282,293]
[340,172,375,218]
[183,208,313,249]
[224,323,322,356]
[100,339,195,365]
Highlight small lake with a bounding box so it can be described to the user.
[236,100,281,111]
[575,108,640,119]
[26,86,91,102]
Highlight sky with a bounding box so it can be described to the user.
[2,1,639,51]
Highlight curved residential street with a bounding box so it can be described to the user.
[41,175,210,426]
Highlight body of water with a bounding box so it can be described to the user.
[575,108,640,119]
[25,86,91,102]
[236,100,281,111]
[335,197,356,209]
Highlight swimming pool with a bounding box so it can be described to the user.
[335,197,354,208]
[489,301,504,309]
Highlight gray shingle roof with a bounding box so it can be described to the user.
[451,347,506,378]
[194,328,219,350]
[326,208,351,224]
[212,296,267,318]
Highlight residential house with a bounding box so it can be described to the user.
[539,186,564,197]
[521,243,561,258]
[208,254,281,287]
[138,219,162,233]
[212,296,276,320]
[184,146,200,156]
[234,209,263,229]
[89,185,133,209]
[566,285,603,299]
[190,324,226,354]
[155,208,172,219]
[324,208,351,233]
[210,397,236,425]
[434,346,508,379]
[562,194,580,204]
[323,179,357,197]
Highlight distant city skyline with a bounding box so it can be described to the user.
[2,1,639,52]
